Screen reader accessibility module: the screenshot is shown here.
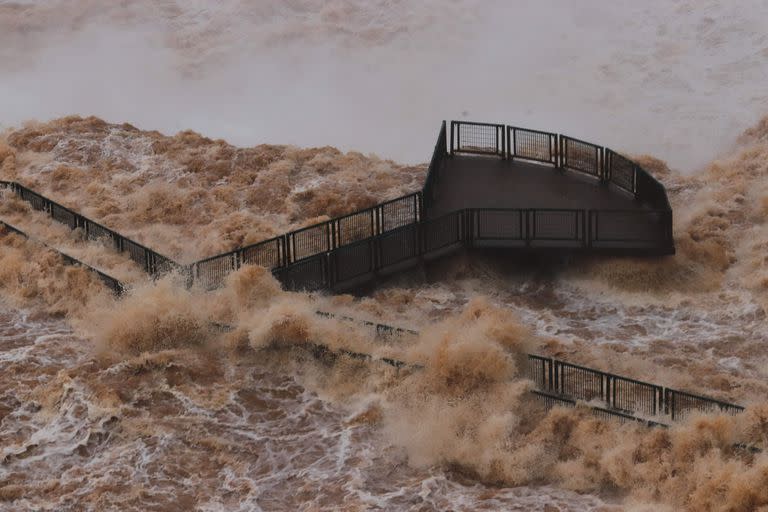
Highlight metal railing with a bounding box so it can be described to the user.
[449,120,673,215]
[1,181,183,280]
[530,390,670,429]
[560,134,603,179]
[2,119,674,294]
[191,191,422,289]
[450,121,505,157]
[508,126,558,165]
[2,179,424,290]
[270,205,673,292]
[0,220,125,295]
[526,354,743,423]
[664,388,745,421]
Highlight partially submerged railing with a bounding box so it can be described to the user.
[3,175,672,293]
[526,354,744,423]
[1,179,422,289]
[1,181,181,279]
[222,308,744,428]
[0,220,125,295]
[291,311,748,428]
[0,222,743,430]
[314,313,746,426]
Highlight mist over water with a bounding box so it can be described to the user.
[2,0,768,169]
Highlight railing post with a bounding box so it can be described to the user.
[610,375,616,408]
[331,220,338,250]
[462,209,473,247]
[563,136,569,170]
[547,357,554,391]
[598,146,605,183]
[327,251,336,289]
[417,192,423,222]
[375,205,383,235]
[370,209,377,241]
[670,391,676,421]
[550,134,556,166]
[450,121,455,156]
[185,264,195,289]
[499,125,505,159]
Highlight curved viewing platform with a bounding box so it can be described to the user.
[422,121,674,254]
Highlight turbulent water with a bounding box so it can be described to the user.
[4,2,768,511]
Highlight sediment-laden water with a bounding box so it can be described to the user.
[3,2,768,511]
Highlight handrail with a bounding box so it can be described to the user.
[1,180,185,279]
[0,220,125,295]
[450,121,506,157]
[2,120,674,292]
[300,310,746,426]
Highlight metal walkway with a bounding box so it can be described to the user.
[1,120,675,293]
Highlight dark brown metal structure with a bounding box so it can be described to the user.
[1,119,675,293]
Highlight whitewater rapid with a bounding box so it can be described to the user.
[0,306,618,511]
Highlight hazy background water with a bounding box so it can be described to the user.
[1,0,768,169]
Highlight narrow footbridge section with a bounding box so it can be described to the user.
[0,120,674,293]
